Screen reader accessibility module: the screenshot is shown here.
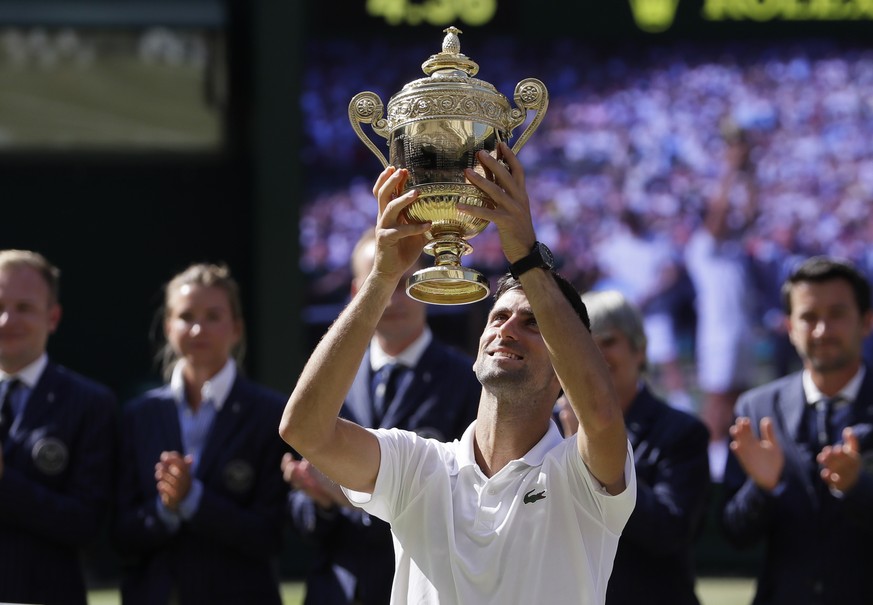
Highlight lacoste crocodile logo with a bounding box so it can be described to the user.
[524,488,546,504]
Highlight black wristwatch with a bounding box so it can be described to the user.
[509,241,555,279]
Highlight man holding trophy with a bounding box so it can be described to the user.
[280,140,635,603]
[281,28,635,603]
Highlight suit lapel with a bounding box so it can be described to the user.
[197,379,243,478]
[774,373,820,505]
[156,390,184,452]
[379,367,419,428]
[776,373,806,441]
[624,387,658,453]
[345,351,376,427]
[18,362,59,430]
[848,367,873,424]
[379,342,439,428]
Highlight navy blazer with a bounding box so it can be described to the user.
[722,368,873,605]
[115,375,291,605]
[0,361,117,605]
[606,385,710,605]
[289,338,480,605]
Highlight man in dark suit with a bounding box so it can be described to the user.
[558,290,709,605]
[723,255,873,605]
[0,249,117,605]
[283,228,480,605]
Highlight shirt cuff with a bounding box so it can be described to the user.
[178,479,204,520]
[155,496,182,532]
[769,478,788,498]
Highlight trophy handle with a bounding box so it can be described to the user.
[349,91,390,169]
[508,78,549,155]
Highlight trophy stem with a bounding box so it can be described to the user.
[426,235,471,267]
[434,251,460,266]
[408,234,489,305]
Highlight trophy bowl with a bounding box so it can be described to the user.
[349,26,548,305]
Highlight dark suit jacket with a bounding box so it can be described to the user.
[115,376,290,605]
[606,385,710,605]
[722,368,873,605]
[0,361,117,605]
[288,339,480,605]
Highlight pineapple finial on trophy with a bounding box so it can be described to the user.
[442,26,462,54]
[422,26,478,77]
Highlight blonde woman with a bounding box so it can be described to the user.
[115,263,290,605]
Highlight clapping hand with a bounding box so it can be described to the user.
[818,426,863,493]
[729,417,785,492]
[155,451,194,511]
[282,453,349,510]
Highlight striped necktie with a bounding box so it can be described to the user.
[0,379,20,442]
[372,363,402,421]
[813,395,844,450]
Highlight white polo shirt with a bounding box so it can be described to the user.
[345,421,637,604]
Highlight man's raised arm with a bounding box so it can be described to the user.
[463,143,628,493]
[279,167,430,494]
[520,268,628,493]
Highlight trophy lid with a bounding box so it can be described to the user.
[421,26,479,77]
[386,26,512,134]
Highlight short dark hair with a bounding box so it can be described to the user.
[781,256,871,316]
[493,270,590,332]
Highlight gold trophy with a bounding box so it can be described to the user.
[349,26,548,305]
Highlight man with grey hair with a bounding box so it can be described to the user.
[0,249,117,605]
[558,289,709,605]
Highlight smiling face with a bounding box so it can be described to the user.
[473,288,560,401]
[0,265,61,373]
[787,278,873,377]
[164,283,242,377]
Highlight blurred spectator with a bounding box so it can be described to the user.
[748,219,807,377]
[557,289,709,605]
[0,250,117,605]
[852,213,873,366]
[722,256,873,604]
[684,130,759,481]
[284,229,479,605]
[114,263,290,605]
[594,205,695,412]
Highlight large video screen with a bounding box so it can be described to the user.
[0,27,224,150]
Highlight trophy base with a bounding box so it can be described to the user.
[406,266,490,305]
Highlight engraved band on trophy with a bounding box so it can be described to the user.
[349,26,548,305]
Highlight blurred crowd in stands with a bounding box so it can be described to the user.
[299,35,873,395]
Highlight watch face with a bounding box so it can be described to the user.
[537,242,554,267]
[510,241,555,279]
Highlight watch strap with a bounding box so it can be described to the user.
[509,242,550,279]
